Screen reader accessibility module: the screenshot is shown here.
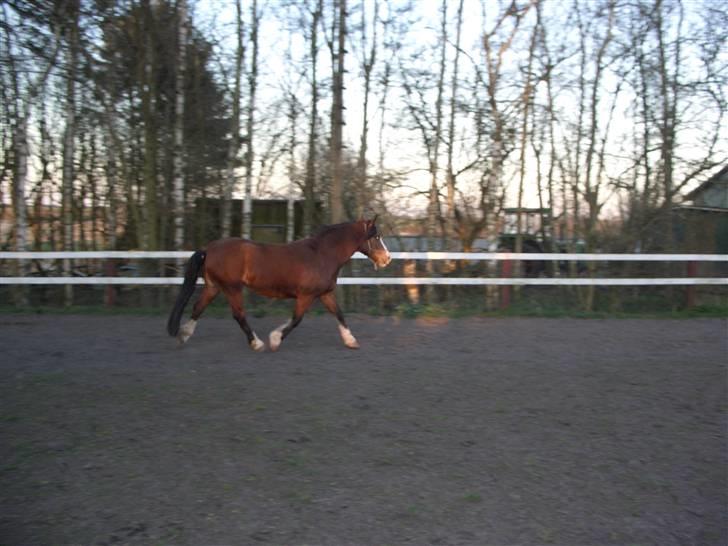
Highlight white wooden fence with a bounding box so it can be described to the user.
[0,251,726,286]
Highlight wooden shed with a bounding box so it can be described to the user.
[675,166,728,254]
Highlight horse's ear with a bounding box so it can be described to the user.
[371,214,378,224]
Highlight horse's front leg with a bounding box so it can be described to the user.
[269,295,315,352]
[223,287,265,352]
[320,291,359,349]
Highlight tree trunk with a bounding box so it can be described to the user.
[537,0,558,267]
[427,0,447,253]
[287,90,298,242]
[6,10,60,304]
[62,0,80,305]
[482,1,527,251]
[356,0,378,218]
[329,0,347,224]
[303,0,322,235]
[223,0,245,237]
[13,117,29,255]
[583,0,615,311]
[104,130,118,251]
[243,0,259,239]
[172,0,187,249]
[655,0,683,251]
[445,0,464,247]
[141,3,158,250]
[515,22,539,284]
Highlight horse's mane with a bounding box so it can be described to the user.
[311,221,360,239]
[309,220,376,244]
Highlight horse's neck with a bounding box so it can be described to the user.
[316,226,360,267]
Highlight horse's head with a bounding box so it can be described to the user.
[357,216,392,270]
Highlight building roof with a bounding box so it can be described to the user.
[685,165,728,202]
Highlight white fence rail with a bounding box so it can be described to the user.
[2,250,728,261]
[1,251,726,286]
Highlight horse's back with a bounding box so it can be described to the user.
[203,237,327,297]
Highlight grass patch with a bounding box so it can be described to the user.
[27,371,67,385]
[286,490,313,504]
[1,299,725,320]
[462,493,483,503]
[391,300,728,319]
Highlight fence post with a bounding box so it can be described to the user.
[403,259,419,304]
[500,259,512,311]
[104,259,116,307]
[685,260,697,309]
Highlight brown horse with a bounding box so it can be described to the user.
[167,217,391,352]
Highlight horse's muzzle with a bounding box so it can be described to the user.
[371,252,392,270]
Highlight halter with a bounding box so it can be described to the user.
[362,218,381,255]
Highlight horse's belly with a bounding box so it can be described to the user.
[243,261,334,299]
[249,285,294,299]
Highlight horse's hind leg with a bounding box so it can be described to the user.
[178,283,219,344]
[269,295,314,352]
[321,291,359,349]
[223,287,265,352]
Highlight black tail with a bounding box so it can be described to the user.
[167,250,206,337]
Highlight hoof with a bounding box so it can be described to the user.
[250,336,266,352]
[338,325,359,349]
[177,320,197,345]
[269,330,283,352]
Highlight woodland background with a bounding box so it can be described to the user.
[1,0,726,311]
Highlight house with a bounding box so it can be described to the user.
[685,165,728,210]
[675,165,728,254]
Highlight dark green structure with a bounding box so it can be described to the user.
[193,198,322,246]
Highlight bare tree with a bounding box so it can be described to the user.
[514,8,539,261]
[2,2,60,297]
[534,0,559,253]
[171,0,188,248]
[398,0,449,252]
[140,1,159,250]
[242,0,260,239]
[61,0,80,305]
[620,0,726,252]
[558,0,619,309]
[428,0,447,250]
[222,0,245,237]
[286,87,300,242]
[444,0,464,246]
[296,0,324,234]
[329,0,347,223]
[481,0,530,245]
[354,0,380,218]
[583,0,616,253]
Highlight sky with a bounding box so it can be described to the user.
[172,0,728,217]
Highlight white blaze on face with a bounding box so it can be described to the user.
[368,236,392,269]
[381,237,391,265]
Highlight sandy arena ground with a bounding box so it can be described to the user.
[1,313,726,545]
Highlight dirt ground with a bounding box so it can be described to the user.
[0,313,726,546]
